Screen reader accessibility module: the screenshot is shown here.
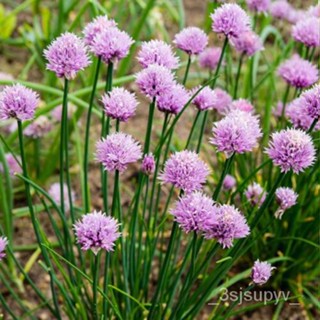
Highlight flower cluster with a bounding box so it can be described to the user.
[210,110,262,156]
[24,116,52,138]
[231,31,263,56]
[191,86,217,111]
[0,154,21,176]
[251,260,275,285]
[266,128,316,173]
[204,204,250,248]
[198,47,222,70]
[0,84,39,121]
[74,211,120,254]
[48,183,75,213]
[96,132,142,173]
[245,182,267,207]
[160,150,210,193]
[0,237,8,261]
[292,17,320,48]
[44,33,91,79]
[102,87,138,122]
[141,153,155,175]
[275,187,298,219]
[278,55,318,89]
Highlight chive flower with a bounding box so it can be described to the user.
[269,0,291,20]
[292,17,320,48]
[171,191,216,233]
[251,260,275,285]
[223,174,236,191]
[44,33,91,79]
[91,27,133,64]
[301,84,320,121]
[286,98,320,132]
[102,87,138,122]
[211,3,251,38]
[0,154,21,176]
[0,84,39,121]
[210,110,262,157]
[246,0,270,13]
[157,83,189,115]
[245,182,267,207]
[231,31,263,57]
[266,128,316,173]
[174,27,208,55]
[198,47,222,70]
[24,116,52,138]
[191,86,217,111]
[83,15,117,47]
[275,187,298,219]
[204,204,250,248]
[96,132,142,173]
[74,211,120,254]
[141,153,155,175]
[51,104,76,122]
[135,64,175,101]
[160,150,210,193]
[137,40,179,69]
[0,236,8,261]
[48,182,75,213]
[228,99,254,114]
[278,54,318,89]
[212,88,232,114]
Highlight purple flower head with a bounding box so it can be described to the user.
[137,40,179,69]
[307,5,320,18]
[0,154,21,176]
[24,116,52,138]
[211,4,251,38]
[223,174,236,190]
[74,211,120,254]
[231,31,263,57]
[157,83,189,115]
[102,87,138,122]
[191,86,217,111]
[301,84,320,120]
[251,260,275,285]
[245,182,267,207]
[141,153,155,175]
[204,204,250,248]
[286,98,320,131]
[228,99,254,114]
[51,104,76,122]
[44,33,91,79]
[275,187,298,219]
[48,182,75,212]
[212,88,232,114]
[174,27,208,55]
[270,0,291,19]
[272,101,284,118]
[198,47,222,70]
[292,17,320,48]
[159,150,210,193]
[92,27,133,64]
[96,132,142,173]
[278,54,318,89]
[287,8,306,24]
[171,192,216,233]
[210,110,262,157]
[0,236,8,261]
[266,128,316,173]
[83,15,117,47]
[135,64,175,101]
[246,0,270,13]
[0,84,39,121]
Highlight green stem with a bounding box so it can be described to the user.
[196,37,228,153]
[148,222,179,319]
[212,153,235,201]
[280,83,290,126]
[92,252,101,320]
[307,118,319,134]
[101,62,114,214]
[183,55,191,85]
[17,120,62,320]
[185,110,201,149]
[233,54,244,99]
[84,57,102,213]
